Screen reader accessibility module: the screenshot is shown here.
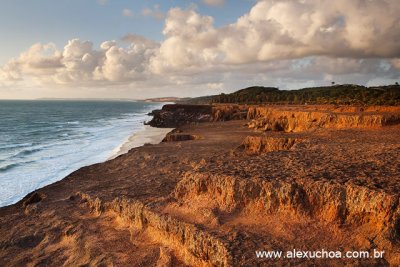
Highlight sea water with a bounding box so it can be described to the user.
[0,100,163,207]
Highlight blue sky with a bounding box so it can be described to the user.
[0,0,399,99]
[0,0,254,65]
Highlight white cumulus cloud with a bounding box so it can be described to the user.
[149,0,400,71]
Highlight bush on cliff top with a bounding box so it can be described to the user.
[185,84,400,105]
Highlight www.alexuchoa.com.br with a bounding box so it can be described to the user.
[255,249,385,259]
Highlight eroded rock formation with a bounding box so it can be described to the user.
[78,193,232,266]
[162,132,203,142]
[239,136,301,154]
[148,104,213,128]
[148,104,248,127]
[246,106,400,132]
[174,171,400,245]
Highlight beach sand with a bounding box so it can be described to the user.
[109,125,174,159]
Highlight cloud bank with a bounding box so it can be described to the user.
[1,0,399,97]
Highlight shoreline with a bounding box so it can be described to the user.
[108,125,174,159]
[0,102,167,208]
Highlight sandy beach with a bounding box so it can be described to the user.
[109,125,174,159]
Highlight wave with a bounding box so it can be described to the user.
[14,147,42,157]
[0,163,19,172]
[0,143,32,150]
[54,121,80,127]
[2,142,69,162]
[0,161,34,173]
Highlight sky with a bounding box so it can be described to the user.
[0,0,399,99]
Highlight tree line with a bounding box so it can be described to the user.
[185,84,400,105]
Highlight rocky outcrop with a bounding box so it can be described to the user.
[174,172,400,247]
[22,192,45,207]
[78,193,232,266]
[211,105,248,122]
[239,136,301,154]
[246,106,400,132]
[147,104,400,132]
[148,104,248,128]
[162,134,202,142]
[148,104,213,128]
[148,104,400,131]
[162,130,203,142]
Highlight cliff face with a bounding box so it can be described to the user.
[211,105,248,121]
[78,193,232,266]
[148,104,248,127]
[162,129,203,142]
[174,172,400,244]
[246,106,400,132]
[149,104,400,132]
[239,136,301,154]
[148,104,213,128]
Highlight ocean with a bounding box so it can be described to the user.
[0,100,163,207]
